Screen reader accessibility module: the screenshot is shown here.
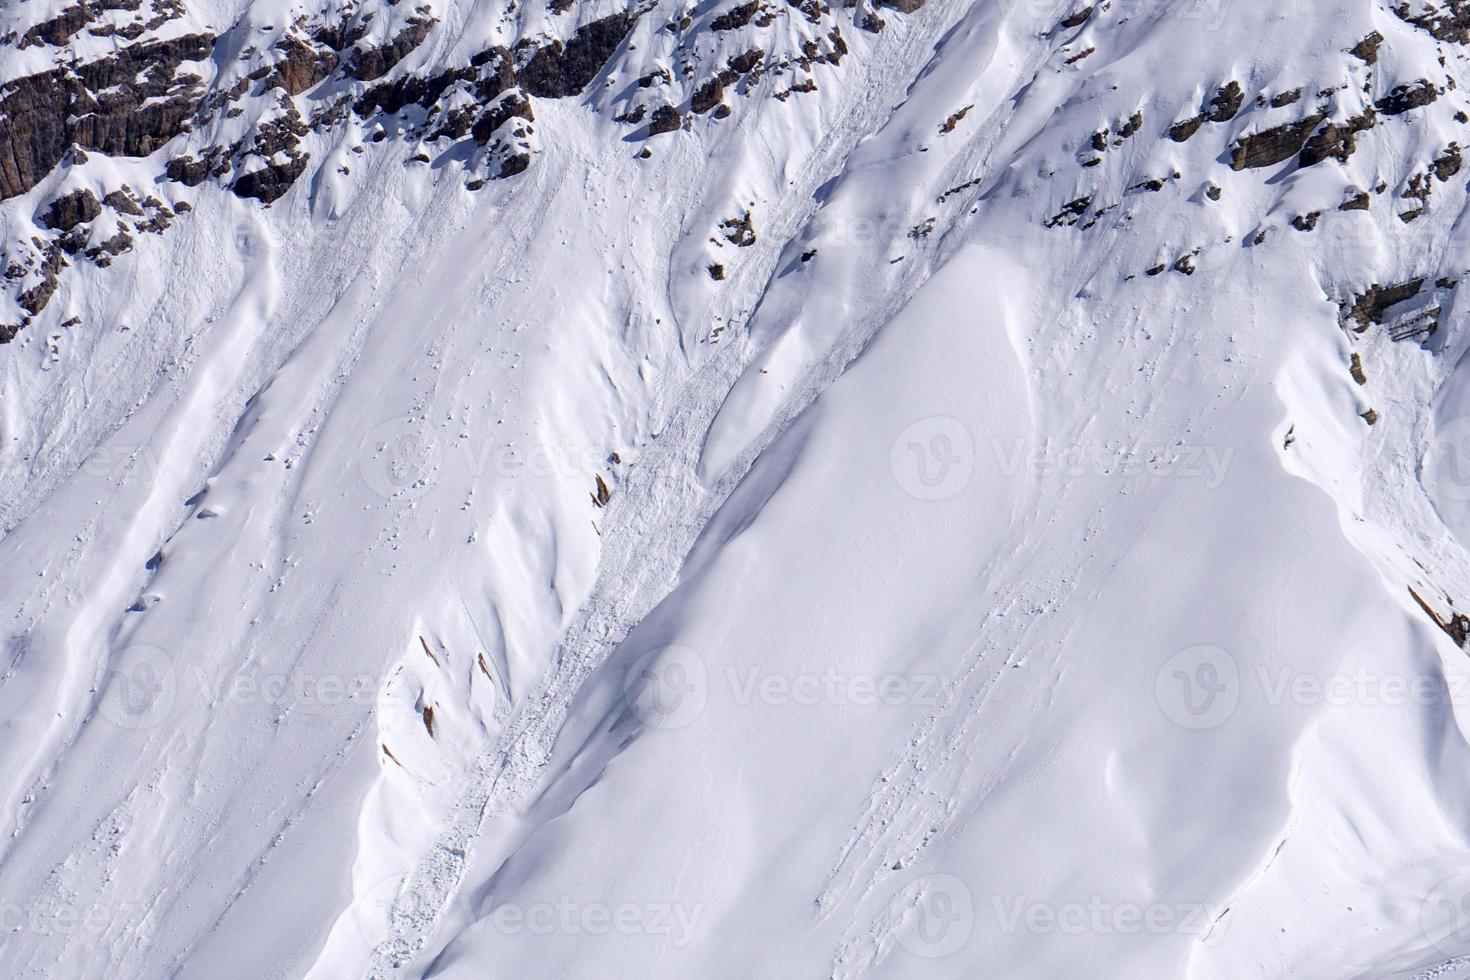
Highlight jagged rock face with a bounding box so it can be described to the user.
[0,0,1458,342]
[517,12,635,97]
[0,33,214,201]
[38,189,100,231]
[0,0,882,339]
[1395,0,1470,41]
[1230,113,1329,169]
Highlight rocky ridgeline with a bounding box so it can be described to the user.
[0,0,925,342]
[1022,0,1470,318]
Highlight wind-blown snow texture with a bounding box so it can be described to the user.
[7,0,1470,975]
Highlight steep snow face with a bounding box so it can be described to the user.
[7,0,1470,976]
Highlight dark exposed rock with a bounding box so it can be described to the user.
[720,210,756,246]
[231,154,309,203]
[1045,195,1091,228]
[468,47,517,103]
[1299,110,1374,167]
[1229,112,1327,169]
[310,15,369,51]
[1168,81,1241,142]
[1340,190,1371,210]
[882,0,927,12]
[941,105,973,134]
[165,155,212,186]
[1350,31,1383,63]
[39,189,101,231]
[692,77,725,114]
[1169,115,1205,142]
[471,92,535,143]
[1270,88,1303,107]
[357,66,477,117]
[711,1,762,31]
[0,33,215,201]
[708,263,726,280]
[1205,81,1244,122]
[789,0,831,25]
[728,48,765,75]
[1291,211,1320,231]
[57,227,89,256]
[18,246,65,316]
[269,35,339,95]
[348,17,436,81]
[1394,1,1470,42]
[500,152,531,178]
[648,104,682,134]
[1340,278,1425,332]
[1376,79,1439,115]
[20,0,143,48]
[1059,6,1093,28]
[519,12,636,98]
[19,278,60,317]
[103,189,145,215]
[86,230,134,266]
[1434,143,1463,180]
[72,34,214,147]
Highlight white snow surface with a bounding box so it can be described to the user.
[7,0,1470,977]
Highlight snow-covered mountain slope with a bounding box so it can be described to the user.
[7,0,1470,975]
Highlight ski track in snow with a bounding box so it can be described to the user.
[359,0,1056,967]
